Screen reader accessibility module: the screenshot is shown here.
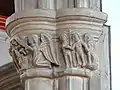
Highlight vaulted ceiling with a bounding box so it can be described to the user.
[0,0,14,16]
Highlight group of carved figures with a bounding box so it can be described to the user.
[9,33,60,72]
[60,32,98,70]
[9,32,98,73]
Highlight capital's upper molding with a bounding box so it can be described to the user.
[56,8,107,21]
[6,8,107,37]
[6,8,107,26]
[6,9,56,26]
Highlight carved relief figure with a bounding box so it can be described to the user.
[60,32,98,70]
[60,32,74,68]
[82,33,98,70]
[71,33,89,67]
[27,33,60,69]
[9,39,22,72]
[9,37,33,72]
[9,33,60,71]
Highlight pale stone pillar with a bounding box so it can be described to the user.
[56,0,68,9]
[15,0,102,11]
[6,0,108,90]
[14,0,55,12]
[75,0,90,8]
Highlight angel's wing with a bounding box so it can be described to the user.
[40,33,60,66]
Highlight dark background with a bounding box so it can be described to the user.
[0,0,14,16]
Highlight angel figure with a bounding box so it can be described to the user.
[25,35,41,67]
[32,33,60,68]
[82,33,98,70]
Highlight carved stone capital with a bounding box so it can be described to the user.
[6,8,107,80]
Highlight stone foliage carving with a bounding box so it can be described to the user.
[59,32,98,70]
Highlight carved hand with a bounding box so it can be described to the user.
[63,45,74,51]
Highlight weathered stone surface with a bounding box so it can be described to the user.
[6,0,110,90]
[0,63,24,90]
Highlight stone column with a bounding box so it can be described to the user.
[6,0,108,90]
[14,0,55,12]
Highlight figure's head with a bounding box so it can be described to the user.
[59,33,69,44]
[32,34,39,44]
[83,33,92,42]
[11,39,18,46]
[26,35,39,46]
[72,33,80,42]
